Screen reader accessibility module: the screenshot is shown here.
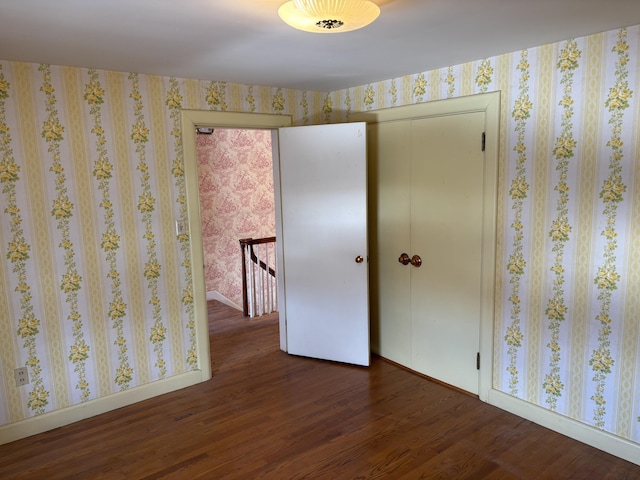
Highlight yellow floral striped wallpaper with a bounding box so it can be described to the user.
[1,22,639,450]
[0,62,325,428]
[328,25,640,445]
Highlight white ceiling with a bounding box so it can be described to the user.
[1,0,640,92]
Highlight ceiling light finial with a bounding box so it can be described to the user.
[278,0,380,33]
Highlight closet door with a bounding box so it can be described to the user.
[353,92,498,398]
[369,120,412,365]
[369,113,485,389]
[410,112,485,395]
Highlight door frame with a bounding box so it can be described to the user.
[350,92,500,401]
[180,110,293,378]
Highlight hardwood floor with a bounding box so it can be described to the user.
[1,301,639,479]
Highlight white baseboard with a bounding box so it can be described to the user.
[206,290,242,310]
[488,389,640,466]
[0,369,205,446]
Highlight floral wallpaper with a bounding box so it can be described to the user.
[325,25,640,446]
[196,129,276,308]
[0,21,639,455]
[0,61,324,430]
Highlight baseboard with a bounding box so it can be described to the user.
[488,389,640,466]
[0,369,205,446]
[206,290,242,310]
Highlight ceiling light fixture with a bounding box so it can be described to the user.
[278,0,380,33]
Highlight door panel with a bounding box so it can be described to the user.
[277,123,369,366]
[352,93,499,399]
[368,120,412,365]
[410,113,485,395]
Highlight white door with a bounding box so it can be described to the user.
[276,122,369,366]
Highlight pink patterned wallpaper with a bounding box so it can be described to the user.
[197,129,276,308]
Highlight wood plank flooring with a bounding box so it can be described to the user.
[1,301,639,479]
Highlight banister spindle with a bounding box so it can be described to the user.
[240,237,278,318]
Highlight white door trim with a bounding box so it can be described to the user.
[180,110,293,373]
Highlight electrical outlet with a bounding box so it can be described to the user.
[14,366,29,387]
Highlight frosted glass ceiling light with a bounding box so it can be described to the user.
[278,0,380,33]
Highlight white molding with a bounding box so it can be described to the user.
[206,290,242,311]
[271,130,288,352]
[0,370,204,446]
[488,389,640,466]
[180,110,292,356]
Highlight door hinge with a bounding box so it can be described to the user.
[476,352,481,370]
[481,132,486,152]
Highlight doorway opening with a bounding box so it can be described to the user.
[181,110,292,379]
[183,111,372,371]
[195,128,277,315]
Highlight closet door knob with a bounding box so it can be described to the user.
[410,255,422,267]
[355,255,364,264]
[398,253,410,265]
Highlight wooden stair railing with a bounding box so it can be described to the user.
[240,237,277,317]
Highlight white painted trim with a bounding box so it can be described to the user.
[0,370,204,445]
[478,92,500,403]
[180,110,293,357]
[488,389,640,466]
[271,131,288,352]
[206,290,242,311]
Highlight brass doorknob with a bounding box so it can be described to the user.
[398,253,410,265]
[410,255,422,267]
[355,255,364,264]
